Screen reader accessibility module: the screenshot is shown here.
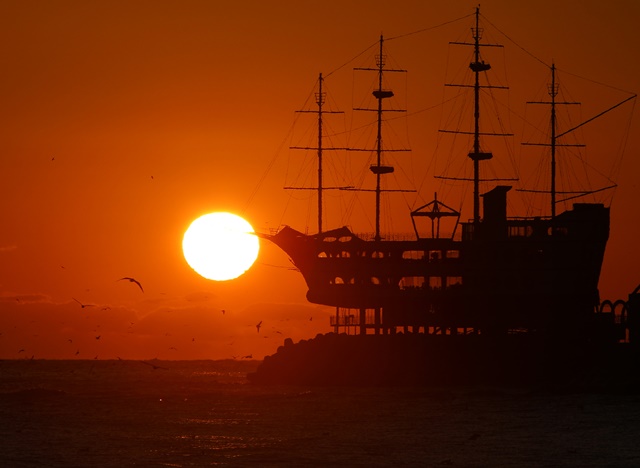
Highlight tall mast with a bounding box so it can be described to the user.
[373,35,390,242]
[524,63,581,220]
[317,73,325,232]
[288,73,345,234]
[468,6,493,224]
[550,63,557,219]
[444,7,508,224]
[352,35,408,242]
[471,8,484,223]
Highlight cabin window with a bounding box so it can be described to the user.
[372,251,385,258]
[402,250,424,260]
[400,276,424,289]
[447,276,463,287]
[332,277,345,285]
[428,277,442,289]
[339,251,351,258]
[323,236,337,242]
[553,226,569,236]
[428,250,441,261]
[317,251,327,258]
[446,250,460,259]
[509,225,533,237]
[371,277,381,285]
[338,236,352,242]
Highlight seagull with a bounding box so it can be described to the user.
[256,321,262,333]
[222,309,226,315]
[95,335,101,340]
[73,297,94,309]
[118,277,144,292]
[140,360,168,370]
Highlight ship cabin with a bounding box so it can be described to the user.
[327,185,609,340]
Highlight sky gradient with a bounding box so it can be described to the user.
[0,0,638,360]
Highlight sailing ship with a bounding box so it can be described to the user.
[254,7,636,384]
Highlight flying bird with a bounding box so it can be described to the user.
[256,321,262,333]
[73,298,94,309]
[119,277,144,292]
[140,360,168,370]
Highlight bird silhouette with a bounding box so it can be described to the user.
[73,297,94,309]
[119,277,144,292]
[140,360,168,370]
[256,321,262,333]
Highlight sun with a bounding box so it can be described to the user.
[182,212,260,281]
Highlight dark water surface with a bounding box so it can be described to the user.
[1,360,640,467]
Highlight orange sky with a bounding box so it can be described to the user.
[0,0,638,360]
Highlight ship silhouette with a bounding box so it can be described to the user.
[250,8,637,386]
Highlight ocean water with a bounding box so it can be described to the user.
[1,360,640,467]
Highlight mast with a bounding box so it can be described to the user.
[468,6,493,224]
[550,64,557,219]
[288,73,346,234]
[442,7,510,225]
[317,73,324,232]
[352,35,408,242]
[471,8,486,223]
[372,35,391,242]
[524,63,581,220]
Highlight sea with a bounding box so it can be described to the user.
[2,359,640,467]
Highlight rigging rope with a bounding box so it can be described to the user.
[387,13,474,41]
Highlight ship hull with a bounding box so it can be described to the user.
[265,195,609,339]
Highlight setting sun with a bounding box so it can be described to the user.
[182,212,260,281]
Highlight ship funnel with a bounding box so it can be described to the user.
[481,186,511,238]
